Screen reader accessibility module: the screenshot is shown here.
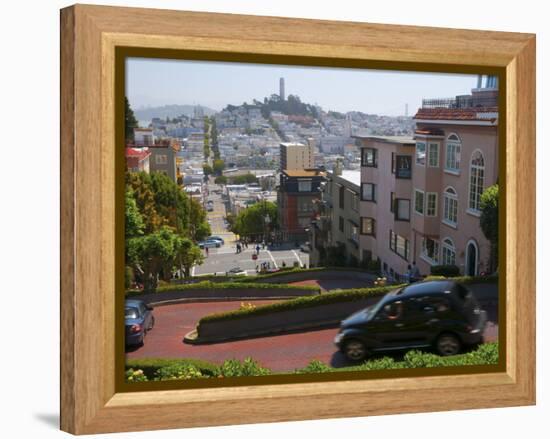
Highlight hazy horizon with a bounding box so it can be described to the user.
[126,58,479,117]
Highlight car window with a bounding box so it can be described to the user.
[420,296,451,313]
[125,307,139,319]
[380,301,404,320]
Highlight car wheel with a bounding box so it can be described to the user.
[436,333,461,356]
[343,339,368,361]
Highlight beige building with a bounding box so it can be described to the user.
[357,78,498,280]
[280,142,314,171]
[310,164,361,266]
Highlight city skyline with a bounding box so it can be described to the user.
[126,57,477,117]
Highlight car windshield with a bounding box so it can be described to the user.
[125,307,139,319]
[368,289,402,317]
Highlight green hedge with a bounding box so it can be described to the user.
[125,343,499,382]
[126,280,320,296]
[235,266,377,283]
[295,343,499,373]
[125,358,219,379]
[198,284,402,324]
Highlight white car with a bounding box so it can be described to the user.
[198,239,221,249]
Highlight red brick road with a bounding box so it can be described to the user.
[126,299,498,372]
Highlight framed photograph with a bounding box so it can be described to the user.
[60,4,535,435]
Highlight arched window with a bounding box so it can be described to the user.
[445,133,461,172]
[443,186,458,227]
[469,150,485,212]
[442,238,456,266]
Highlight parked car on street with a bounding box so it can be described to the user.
[226,267,247,276]
[208,236,225,244]
[334,280,487,361]
[125,299,155,347]
[198,239,221,249]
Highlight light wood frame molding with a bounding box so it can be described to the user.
[60,4,536,434]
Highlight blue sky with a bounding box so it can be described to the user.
[126,57,478,116]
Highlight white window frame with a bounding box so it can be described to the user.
[428,143,439,167]
[421,237,440,265]
[155,154,168,165]
[468,149,485,215]
[414,189,425,216]
[395,198,411,221]
[442,237,457,266]
[416,142,426,166]
[442,186,458,228]
[426,192,438,217]
[445,133,461,174]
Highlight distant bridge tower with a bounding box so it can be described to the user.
[279,77,285,101]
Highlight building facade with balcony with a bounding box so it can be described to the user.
[277,169,326,243]
[309,165,361,267]
[356,76,499,280]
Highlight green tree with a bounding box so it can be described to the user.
[127,227,179,291]
[125,97,139,142]
[232,173,258,184]
[202,163,213,176]
[188,198,211,242]
[480,184,499,272]
[125,188,145,239]
[125,172,163,234]
[212,159,225,176]
[232,201,278,239]
[176,237,205,278]
[214,175,228,185]
[149,172,189,233]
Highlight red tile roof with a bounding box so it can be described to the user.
[125,147,151,161]
[414,107,498,121]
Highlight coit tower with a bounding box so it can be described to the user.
[279,77,285,101]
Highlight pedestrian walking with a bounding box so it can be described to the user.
[205,246,209,257]
[256,244,261,255]
[410,261,421,283]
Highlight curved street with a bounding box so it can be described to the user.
[126,297,499,372]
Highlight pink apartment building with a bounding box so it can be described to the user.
[357,77,499,279]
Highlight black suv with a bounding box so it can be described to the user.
[334,280,487,361]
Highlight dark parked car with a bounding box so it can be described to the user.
[125,299,155,347]
[334,280,487,361]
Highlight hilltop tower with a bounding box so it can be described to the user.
[279,77,285,101]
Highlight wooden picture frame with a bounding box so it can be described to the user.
[60,4,535,434]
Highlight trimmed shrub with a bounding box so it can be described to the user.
[198,284,402,324]
[295,360,333,374]
[125,358,218,380]
[430,265,460,277]
[125,368,148,382]
[126,280,319,296]
[215,358,271,377]
[155,364,205,380]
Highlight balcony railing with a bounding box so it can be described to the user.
[422,96,498,109]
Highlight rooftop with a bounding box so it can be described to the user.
[414,107,498,122]
[353,135,415,146]
[283,169,326,178]
[280,142,307,147]
[125,147,151,160]
[331,170,361,188]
